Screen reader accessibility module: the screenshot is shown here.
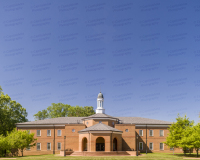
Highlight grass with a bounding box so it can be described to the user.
[1,153,200,160]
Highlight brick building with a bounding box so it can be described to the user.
[16,92,179,156]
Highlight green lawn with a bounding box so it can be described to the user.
[2,153,200,160]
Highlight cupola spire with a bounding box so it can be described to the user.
[96,92,105,114]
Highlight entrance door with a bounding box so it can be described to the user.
[96,137,105,151]
[96,143,105,151]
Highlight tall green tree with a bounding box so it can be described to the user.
[0,86,28,136]
[164,114,194,155]
[180,124,200,157]
[33,109,48,120]
[34,103,95,120]
[47,103,71,118]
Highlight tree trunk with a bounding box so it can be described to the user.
[21,150,23,157]
[184,150,186,156]
[197,149,198,157]
[4,150,6,157]
[173,148,174,155]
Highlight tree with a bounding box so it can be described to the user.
[164,114,194,155]
[33,109,48,120]
[47,103,71,118]
[7,129,37,156]
[180,124,200,157]
[0,86,28,137]
[34,103,95,120]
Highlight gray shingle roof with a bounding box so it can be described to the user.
[16,117,84,125]
[117,117,172,124]
[16,116,172,125]
[78,123,122,132]
[81,113,118,120]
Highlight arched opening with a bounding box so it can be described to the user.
[113,138,117,151]
[82,137,87,151]
[96,137,105,151]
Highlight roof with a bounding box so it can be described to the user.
[16,117,84,125]
[98,92,103,98]
[81,113,118,120]
[78,123,122,132]
[16,115,172,125]
[117,117,172,124]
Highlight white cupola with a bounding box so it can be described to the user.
[96,92,105,114]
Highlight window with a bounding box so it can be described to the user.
[170,147,174,151]
[47,130,51,136]
[112,122,114,126]
[58,142,61,150]
[149,130,153,136]
[27,130,30,134]
[99,121,102,123]
[37,143,41,150]
[57,130,61,136]
[160,143,164,150]
[72,129,75,132]
[139,130,143,136]
[149,143,153,150]
[139,142,143,150]
[86,122,89,125]
[160,130,164,136]
[125,129,129,132]
[37,130,41,136]
[26,145,30,150]
[47,143,51,150]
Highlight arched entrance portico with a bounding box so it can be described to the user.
[113,138,117,151]
[96,137,105,151]
[82,137,87,151]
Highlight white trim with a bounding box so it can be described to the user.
[47,130,51,136]
[57,130,62,136]
[139,142,143,150]
[149,142,153,150]
[37,143,41,150]
[82,117,118,121]
[78,131,122,134]
[139,130,143,136]
[57,142,61,150]
[16,124,65,127]
[47,142,51,150]
[149,130,153,136]
[37,130,41,136]
[136,124,170,127]
[160,143,164,150]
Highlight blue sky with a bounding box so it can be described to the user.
[0,0,200,123]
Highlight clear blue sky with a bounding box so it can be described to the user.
[0,0,200,123]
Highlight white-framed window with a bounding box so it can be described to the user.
[26,144,30,150]
[72,129,75,132]
[37,130,41,136]
[27,130,30,134]
[149,142,153,150]
[160,130,164,136]
[160,143,164,150]
[47,130,51,136]
[139,142,143,150]
[149,130,153,136]
[37,143,41,150]
[57,130,61,136]
[139,130,143,136]
[47,143,51,150]
[57,142,61,150]
[125,129,129,132]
